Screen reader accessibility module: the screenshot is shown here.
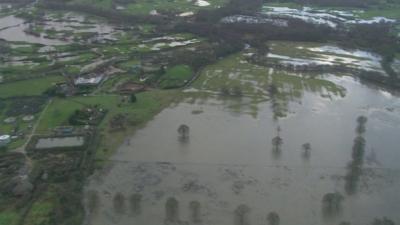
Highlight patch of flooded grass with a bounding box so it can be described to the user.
[190,50,346,118]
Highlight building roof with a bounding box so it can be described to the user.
[74,74,104,86]
[0,135,10,141]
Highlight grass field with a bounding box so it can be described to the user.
[159,64,193,89]
[72,0,228,15]
[0,76,64,98]
[0,211,19,225]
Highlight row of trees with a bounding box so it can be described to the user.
[345,116,368,195]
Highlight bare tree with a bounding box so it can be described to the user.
[113,192,125,214]
[129,193,142,216]
[86,190,100,214]
[267,212,280,225]
[302,143,312,159]
[165,197,179,223]
[189,201,202,223]
[234,204,250,225]
[322,192,344,217]
[178,124,190,139]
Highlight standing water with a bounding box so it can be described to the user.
[84,74,400,225]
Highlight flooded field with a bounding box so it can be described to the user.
[261,5,397,28]
[84,47,400,225]
[0,12,120,45]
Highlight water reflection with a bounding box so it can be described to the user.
[344,116,368,195]
[85,70,400,225]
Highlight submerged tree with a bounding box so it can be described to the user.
[189,201,202,223]
[178,124,190,139]
[113,192,125,214]
[129,193,142,216]
[234,204,251,225]
[371,217,395,225]
[272,136,283,152]
[271,126,283,158]
[302,142,312,159]
[267,212,280,225]
[165,197,179,223]
[345,116,368,195]
[322,192,344,217]
[86,190,100,214]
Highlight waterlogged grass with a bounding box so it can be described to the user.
[159,65,193,89]
[194,52,345,97]
[264,1,400,19]
[191,51,346,117]
[0,76,64,98]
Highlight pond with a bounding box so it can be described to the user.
[84,47,400,224]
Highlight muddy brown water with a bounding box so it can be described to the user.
[84,75,400,225]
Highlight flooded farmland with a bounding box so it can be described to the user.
[84,45,400,225]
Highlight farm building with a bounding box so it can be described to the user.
[0,134,11,146]
[74,74,105,86]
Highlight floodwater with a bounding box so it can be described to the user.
[0,15,68,45]
[262,6,397,28]
[0,12,119,45]
[35,136,85,149]
[84,73,400,225]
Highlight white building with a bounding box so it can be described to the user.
[74,74,104,86]
[0,135,11,147]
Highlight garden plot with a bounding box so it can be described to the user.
[261,5,397,28]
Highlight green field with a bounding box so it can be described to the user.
[159,64,193,89]
[0,76,64,98]
[72,0,228,15]
[0,211,19,225]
